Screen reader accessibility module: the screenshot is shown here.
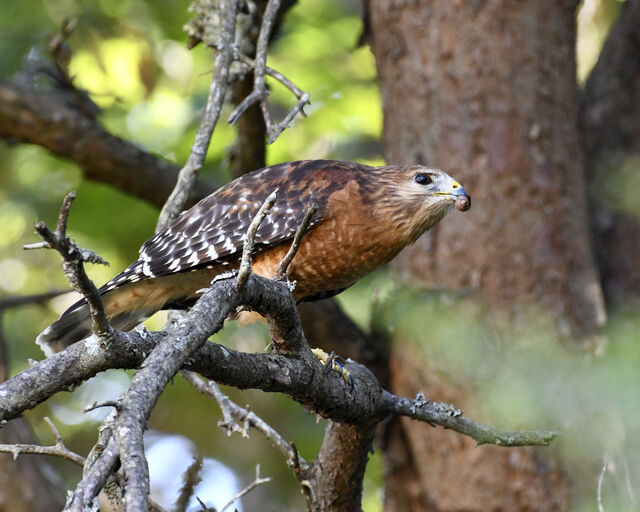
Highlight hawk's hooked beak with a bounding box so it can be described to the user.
[434,180,471,211]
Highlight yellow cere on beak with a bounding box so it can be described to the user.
[435,180,468,198]
[450,181,467,198]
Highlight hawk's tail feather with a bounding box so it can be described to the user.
[36,303,159,357]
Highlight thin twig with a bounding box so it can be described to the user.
[44,416,64,443]
[237,191,277,288]
[84,400,121,413]
[226,0,310,143]
[23,241,50,250]
[235,53,307,101]
[597,457,608,512]
[0,442,83,465]
[47,18,79,89]
[175,454,204,512]
[56,191,75,233]
[274,203,317,281]
[227,55,310,126]
[228,89,262,126]
[265,91,310,144]
[196,497,213,511]
[181,371,307,469]
[386,390,560,446]
[156,0,239,231]
[188,373,243,436]
[26,191,112,339]
[227,0,279,123]
[220,464,271,512]
[0,416,85,466]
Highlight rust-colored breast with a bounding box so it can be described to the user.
[252,180,405,300]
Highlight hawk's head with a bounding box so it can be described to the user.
[372,165,471,243]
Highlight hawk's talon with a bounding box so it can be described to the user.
[285,279,297,293]
[322,351,337,375]
[311,348,353,388]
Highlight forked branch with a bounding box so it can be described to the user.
[24,190,112,339]
[181,371,308,469]
[227,0,310,143]
[0,417,84,466]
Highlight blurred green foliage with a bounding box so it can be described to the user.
[1,0,637,510]
[365,285,640,511]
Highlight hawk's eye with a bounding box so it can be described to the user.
[414,173,432,185]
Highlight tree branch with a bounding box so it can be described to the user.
[1,258,557,508]
[27,191,113,340]
[304,422,376,511]
[175,454,203,512]
[227,0,280,125]
[0,417,84,467]
[218,464,270,512]
[112,288,234,511]
[0,80,212,209]
[0,293,557,449]
[225,0,304,177]
[226,1,267,178]
[274,203,317,281]
[156,0,239,231]
[0,290,69,311]
[386,391,559,447]
[227,0,310,144]
[181,371,308,469]
[236,53,308,109]
[65,425,120,512]
[237,191,277,287]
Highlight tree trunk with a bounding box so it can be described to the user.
[384,345,569,512]
[367,0,605,339]
[366,0,604,509]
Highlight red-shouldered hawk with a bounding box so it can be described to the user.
[37,159,470,355]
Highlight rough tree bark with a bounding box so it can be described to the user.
[366,0,605,510]
[368,0,605,339]
[226,0,269,178]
